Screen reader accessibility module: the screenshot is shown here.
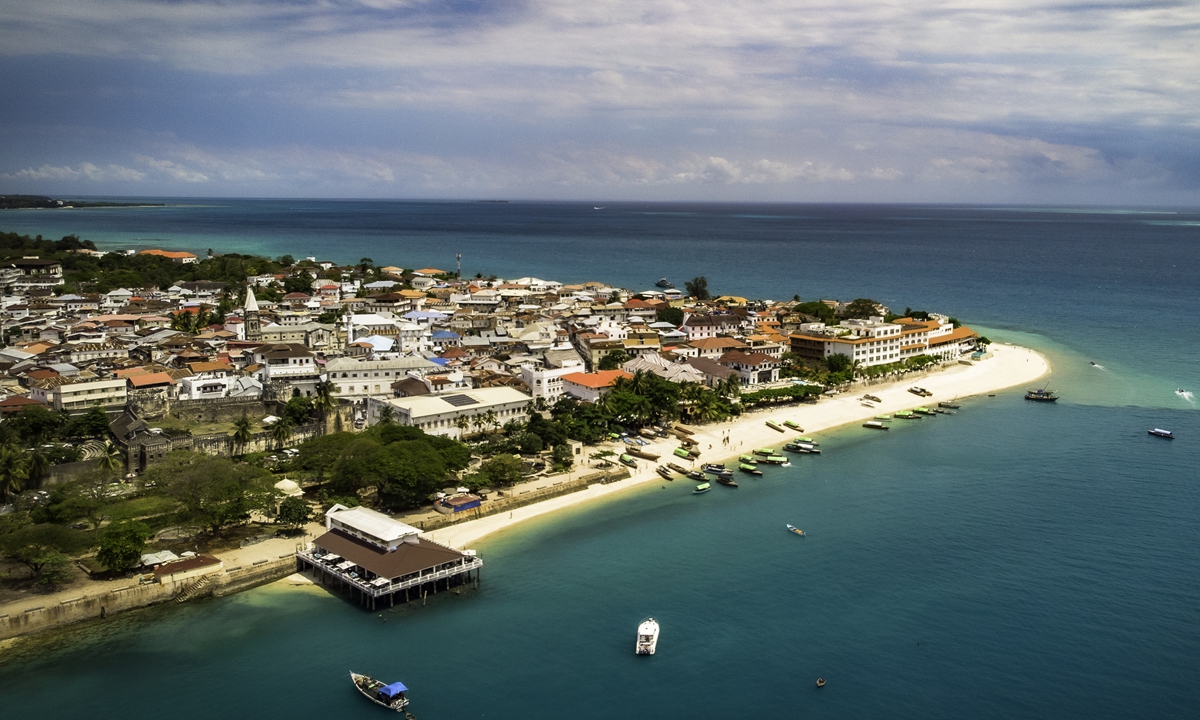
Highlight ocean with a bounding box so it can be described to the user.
[0,201,1197,718]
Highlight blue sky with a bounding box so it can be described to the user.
[1,0,1197,203]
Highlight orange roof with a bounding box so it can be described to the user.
[927,326,978,346]
[113,367,152,378]
[562,370,632,389]
[128,372,174,388]
[139,249,197,260]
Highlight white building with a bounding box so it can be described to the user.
[368,386,532,438]
[520,359,585,403]
[326,355,442,400]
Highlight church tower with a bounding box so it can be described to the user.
[244,286,261,342]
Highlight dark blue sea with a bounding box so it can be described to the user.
[1,201,1198,718]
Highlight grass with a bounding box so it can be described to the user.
[105,495,181,522]
[150,413,263,438]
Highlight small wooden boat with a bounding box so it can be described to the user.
[702,463,729,474]
[1025,387,1058,402]
[786,524,805,537]
[693,482,711,494]
[783,420,802,430]
[738,455,758,465]
[351,673,410,711]
[628,448,661,461]
[1149,428,1175,439]
[766,421,787,433]
[715,475,739,487]
[674,424,696,435]
[894,410,920,419]
[938,401,961,409]
[686,471,707,481]
[619,454,638,468]
[667,462,689,474]
[738,463,763,476]
[863,394,882,403]
[863,420,889,430]
[815,677,826,688]
[861,402,875,408]
[673,447,692,459]
[656,466,674,480]
[639,428,659,439]
[913,407,936,416]
[875,415,892,421]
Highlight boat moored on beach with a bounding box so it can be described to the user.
[636,618,660,654]
[783,420,802,430]
[656,466,674,480]
[766,421,787,433]
[667,462,689,474]
[351,673,410,711]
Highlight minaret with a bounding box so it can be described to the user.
[244,286,261,342]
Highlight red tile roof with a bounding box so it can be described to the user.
[562,370,632,389]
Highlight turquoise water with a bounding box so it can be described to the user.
[1,202,1198,717]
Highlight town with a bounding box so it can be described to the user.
[0,229,986,636]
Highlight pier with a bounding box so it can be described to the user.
[296,504,483,611]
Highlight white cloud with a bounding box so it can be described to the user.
[3,162,146,182]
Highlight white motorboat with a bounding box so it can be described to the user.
[635,617,660,655]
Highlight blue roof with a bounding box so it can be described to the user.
[432,330,460,339]
[429,357,449,366]
[377,682,408,698]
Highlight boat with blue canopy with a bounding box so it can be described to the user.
[351,672,410,711]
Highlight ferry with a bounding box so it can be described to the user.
[739,463,764,476]
[863,420,889,430]
[693,482,711,494]
[1025,387,1058,402]
[786,524,805,537]
[766,421,787,433]
[351,673,410,711]
[636,618,660,655]
[1148,428,1175,439]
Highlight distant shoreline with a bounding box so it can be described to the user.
[425,344,1050,550]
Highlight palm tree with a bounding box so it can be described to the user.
[27,448,49,485]
[717,375,742,400]
[455,416,470,438]
[270,417,295,449]
[378,406,394,425]
[0,444,29,499]
[482,410,498,434]
[313,378,339,420]
[232,415,253,455]
[98,441,124,475]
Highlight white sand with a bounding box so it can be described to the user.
[428,345,1048,549]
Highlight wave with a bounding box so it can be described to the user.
[1176,389,1195,403]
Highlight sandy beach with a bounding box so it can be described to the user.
[428,344,1049,549]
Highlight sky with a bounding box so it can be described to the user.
[1,0,1198,204]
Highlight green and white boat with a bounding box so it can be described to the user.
[693,482,711,494]
[783,420,802,430]
[738,455,758,465]
[753,447,776,456]
[762,454,789,465]
[738,463,764,476]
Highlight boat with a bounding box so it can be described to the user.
[687,470,707,481]
[861,402,875,408]
[715,475,739,487]
[762,454,789,465]
[753,447,776,456]
[816,678,826,688]
[783,420,802,430]
[635,617,660,655]
[738,455,758,465]
[894,410,920,419]
[667,462,689,474]
[655,278,674,289]
[656,466,674,480]
[875,415,892,421]
[628,448,661,461]
[913,407,936,416]
[793,436,818,445]
[639,429,659,439]
[766,421,787,433]
[1025,387,1058,402]
[702,463,729,474]
[693,482,710,494]
[863,420,889,430]
[908,386,931,397]
[786,524,805,537]
[1149,428,1175,439]
[863,394,882,403]
[351,673,410,711]
[673,447,692,459]
[938,401,961,409]
[784,443,810,453]
[619,454,638,468]
[738,463,763,476]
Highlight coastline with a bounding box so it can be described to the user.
[427,344,1049,549]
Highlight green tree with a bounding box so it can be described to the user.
[552,443,574,471]
[792,301,837,324]
[232,415,253,454]
[598,349,631,371]
[313,378,339,418]
[270,416,295,449]
[99,441,125,474]
[7,405,65,445]
[27,448,50,485]
[378,406,394,425]
[276,496,311,529]
[282,396,314,426]
[0,444,29,499]
[684,276,710,300]
[655,306,684,326]
[96,520,152,572]
[0,523,91,576]
[825,353,853,373]
[152,453,274,537]
[516,432,544,455]
[38,551,74,589]
[844,298,883,319]
[68,405,111,439]
[476,454,524,487]
[590,450,616,466]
